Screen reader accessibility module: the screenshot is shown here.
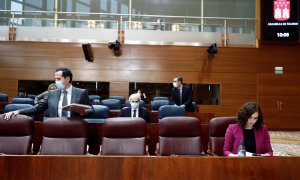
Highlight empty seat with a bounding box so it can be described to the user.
[159,116,201,156]
[101,99,121,112]
[4,104,33,113]
[11,97,34,105]
[150,100,170,111]
[84,105,109,123]
[101,117,147,155]
[89,95,101,105]
[26,94,36,100]
[0,114,34,154]
[0,93,8,102]
[209,117,237,156]
[40,117,87,155]
[152,96,169,101]
[124,100,145,108]
[109,96,125,104]
[158,105,186,120]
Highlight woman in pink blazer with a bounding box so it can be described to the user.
[223,102,273,156]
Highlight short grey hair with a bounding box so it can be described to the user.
[129,93,141,102]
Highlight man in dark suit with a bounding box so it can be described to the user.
[120,93,151,123]
[16,88,28,98]
[4,67,93,120]
[171,76,195,112]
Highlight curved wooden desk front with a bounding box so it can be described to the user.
[0,156,299,180]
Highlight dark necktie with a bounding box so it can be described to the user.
[62,90,68,117]
[133,109,137,118]
[179,88,182,105]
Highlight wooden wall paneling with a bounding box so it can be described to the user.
[257,61,300,73]
[259,96,300,109]
[257,73,300,85]
[129,60,202,72]
[130,72,257,84]
[0,57,131,71]
[71,69,131,82]
[0,42,82,58]
[0,68,54,80]
[129,60,258,73]
[0,79,18,101]
[258,85,300,96]
[199,105,238,117]
[221,95,258,106]
[258,45,300,59]
[109,82,129,99]
[0,69,132,82]
[130,45,205,61]
[258,73,300,130]
[222,84,258,95]
[0,42,132,62]
[264,118,300,130]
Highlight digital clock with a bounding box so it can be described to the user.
[262,0,299,41]
[277,32,290,37]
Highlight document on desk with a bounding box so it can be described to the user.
[245,152,268,157]
[62,103,92,111]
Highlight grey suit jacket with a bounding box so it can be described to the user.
[19,86,93,117]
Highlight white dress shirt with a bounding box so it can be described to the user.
[131,108,139,118]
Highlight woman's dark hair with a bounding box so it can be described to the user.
[137,89,144,94]
[237,102,263,129]
[56,67,73,83]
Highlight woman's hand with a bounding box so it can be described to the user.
[3,110,20,121]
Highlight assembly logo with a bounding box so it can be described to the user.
[274,0,290,21]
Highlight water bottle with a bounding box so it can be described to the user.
[237,141,246,157]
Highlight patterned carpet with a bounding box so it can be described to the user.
[269,131,300,156]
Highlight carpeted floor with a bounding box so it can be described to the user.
[269,131,300,156]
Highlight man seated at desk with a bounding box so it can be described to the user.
[120,93,151,123]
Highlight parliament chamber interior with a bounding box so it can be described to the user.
[0,0,300,179]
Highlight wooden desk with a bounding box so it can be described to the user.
[0,156,299,180]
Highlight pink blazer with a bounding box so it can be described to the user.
[223,124,273,156]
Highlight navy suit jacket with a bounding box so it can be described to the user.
[120,107,151,123]
[171,85,195,112]
[19,86,93,117]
